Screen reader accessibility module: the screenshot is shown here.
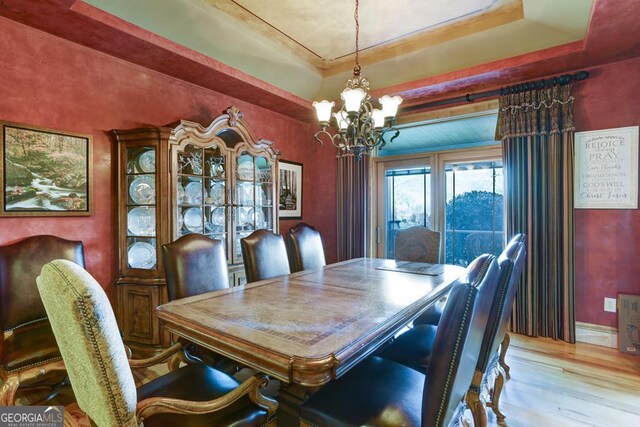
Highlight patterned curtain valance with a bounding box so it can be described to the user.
[496,84,575,140]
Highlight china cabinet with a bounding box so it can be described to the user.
[114,107,279,354]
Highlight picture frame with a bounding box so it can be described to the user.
[574,126,638,209]
[0,121,92,216]
[278,160,302,219]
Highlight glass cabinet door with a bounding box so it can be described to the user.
[175,144,228,249]
[232,150,275,264]
[126,146,158,270]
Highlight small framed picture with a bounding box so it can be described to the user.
[0,121,92,216]
[278,160,302,219]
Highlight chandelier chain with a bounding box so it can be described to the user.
[354,0,361,76]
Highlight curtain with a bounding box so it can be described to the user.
[497,84,575,342]
[337,151,369,261]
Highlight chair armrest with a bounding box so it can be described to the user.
[135,373,277,421]
[128,342,183,369]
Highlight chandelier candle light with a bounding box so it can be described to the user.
[312,0,402,158]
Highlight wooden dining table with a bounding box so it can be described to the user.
[156,257,464,389]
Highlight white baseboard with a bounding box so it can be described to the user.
[575,321,618,349]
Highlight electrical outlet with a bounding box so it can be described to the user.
[604,297,617,313]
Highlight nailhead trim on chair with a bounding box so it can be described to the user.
[479,262,514,372]
[435,285,476,427]
[50,262,130,426]
[435,255,492,427]
[5,356,63,374]
[3,317,49,333]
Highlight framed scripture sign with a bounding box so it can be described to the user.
[278,160,302,219]
[575,126,638,209]
[0,121,92,216]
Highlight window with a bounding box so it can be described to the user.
[384,167,431,258]
[445,160,503,266]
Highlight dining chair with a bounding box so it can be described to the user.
[286,223,326,272]
[241,229,290,283]
[378,253,496,373]
[378,235,527,426]
[0,234,85,405]
[413,233,525,328]
[394,226,441,263]
[37,259,277,427]
[162,234,237,372]
[299,254,501,427]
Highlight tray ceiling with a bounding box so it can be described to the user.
[84,0,592,100]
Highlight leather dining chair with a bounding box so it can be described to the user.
[37,259,277,427]
[299,254,501,427]
[286,223,326,273]
[162,234,229,300]
[0,234,85,405]
[378,235,527,426]
[241,229,290,283]
[162,234,236,372]
[413,233,526,328]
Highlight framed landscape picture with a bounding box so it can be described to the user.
[279,160,302,219]
[0,122,92,216]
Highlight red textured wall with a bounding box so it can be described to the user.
[573,56,640,327]
[0,16,337,297]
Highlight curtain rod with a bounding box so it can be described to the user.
[403,71,589,113]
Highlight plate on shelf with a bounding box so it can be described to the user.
[136,150,155,173]
[255,184,267,205]
[185,181,203,204]
[129,176,155,204]
[209,182,225,204]
[177,210,184,231]
[183,207,203,232]
[237,159,255,180]
[177,182,185,204]
[254,208,266,228]
[211,207,225,228]
[128,242,156,269]
[128,206,155,236]
[237,182,253,205]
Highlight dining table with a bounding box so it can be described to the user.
[156,257,464,423]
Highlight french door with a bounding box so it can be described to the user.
[373,147,503,265]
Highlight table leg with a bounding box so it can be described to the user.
[276,383,320,427]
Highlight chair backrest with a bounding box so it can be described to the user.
[0,235,85,331]
[286,223,326,273]
[162,234,229,301]
[241,229,290,283]
[395,226,441,264]
[37,260,138,427]
[422,253,501,427]
[476,234,527,373]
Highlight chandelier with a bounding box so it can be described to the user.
[312,0,402,158]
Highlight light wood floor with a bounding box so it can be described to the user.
[18,334,640,426]
[487,334,640,427]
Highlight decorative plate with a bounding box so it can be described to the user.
[177,210,184,231]
[136,150,155,173]
[237,159,255,180]
[209,182,225,205]
[237,182,254,205]
[185,181,203,204]
[128,242,156,269]
[211,207,225,227]
[127,206,155,236]
[177,182,185,204]
[183,207,203,232]
[129,176,155,204]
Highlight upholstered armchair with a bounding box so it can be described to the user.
[286,223,326,272]
[241,229,290,283]
[394,225,441,263]
[37,259,277,427]
[0,235,85,405]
